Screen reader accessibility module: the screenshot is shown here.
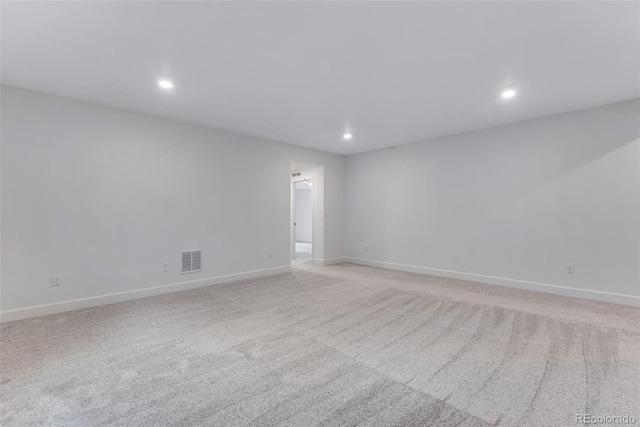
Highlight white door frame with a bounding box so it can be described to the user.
[291,178,314,261]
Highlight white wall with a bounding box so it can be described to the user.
[345,100,640,305]
[2,85,638,320]
[0,85,344,319]
[294,187,313,243]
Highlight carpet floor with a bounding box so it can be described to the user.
[2,263,639,426]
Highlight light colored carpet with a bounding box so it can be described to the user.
[2,263,639,426]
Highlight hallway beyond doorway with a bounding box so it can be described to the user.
[294,241,312,261]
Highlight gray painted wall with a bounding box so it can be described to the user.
[2,85,638,317]
[1,86,344,315]
[345,100,640,303]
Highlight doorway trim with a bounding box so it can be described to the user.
[291,177,314,262]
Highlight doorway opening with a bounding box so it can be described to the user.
[292,179,313,262]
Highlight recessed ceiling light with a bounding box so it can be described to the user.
[501,89,517,99]
[381,144,388,147]
[158,80,174,89]
[343,133,352,140]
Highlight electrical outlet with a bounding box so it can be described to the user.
[163,263,169,272]
[51,275,61,287]
[268,252,272,259]
[566,263,574,274]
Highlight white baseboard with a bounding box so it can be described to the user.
[312,257,347,266]
[344,257,639,307]
[0,265,291,323]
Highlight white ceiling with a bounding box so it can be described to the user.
[2,1,638,155]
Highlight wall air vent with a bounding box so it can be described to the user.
[292,172,301,177]
[181,250,202,274]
